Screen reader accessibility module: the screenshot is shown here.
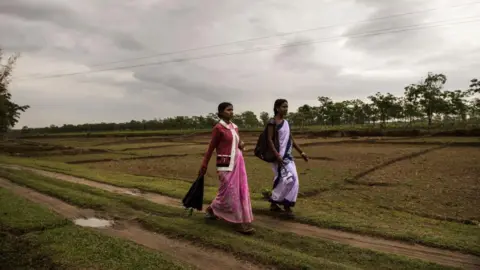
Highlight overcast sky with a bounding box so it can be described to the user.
[1,0,479,128]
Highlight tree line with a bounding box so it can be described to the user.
[1,49,479,135]
[25,73,480,134]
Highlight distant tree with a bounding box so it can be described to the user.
[350,99,366,125]
[469,78,480,94]
[368,92,398,127]
[362,102,377,125]
[259,111,270,126]
[420,73,447,126]
[442,90,469,122]
[206,113,219,127]
[239,111,260,128]
[317,96,343,126]
[403,84,424,124]
[0,49,30,135]
[297,104,315,128]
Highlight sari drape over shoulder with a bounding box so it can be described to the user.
[269,120,299,207]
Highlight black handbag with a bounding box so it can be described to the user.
[182,175,205,215]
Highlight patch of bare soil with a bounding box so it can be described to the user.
[357,147,480,222]
[0,177,262,270]
[7,165,480,270]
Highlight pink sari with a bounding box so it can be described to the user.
[210,150,254,224]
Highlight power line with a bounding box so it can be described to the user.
[16,16,480,81]
[16,0,480,80]
[58,1,480,68]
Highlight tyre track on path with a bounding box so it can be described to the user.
[2,164,480,270]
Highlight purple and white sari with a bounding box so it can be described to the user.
[269,120,299,207]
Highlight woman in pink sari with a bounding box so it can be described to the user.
[199,102,254,234]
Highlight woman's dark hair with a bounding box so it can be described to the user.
[273,99,288,115]
[217,102,233,118]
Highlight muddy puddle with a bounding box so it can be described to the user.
[74,218,113,228]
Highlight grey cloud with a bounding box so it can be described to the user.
[0,0,143,52]
[0,16,46,53]
[132,63,266,103]
[344,0,443,56]
[273,37,341,78]
[0,0,72,23]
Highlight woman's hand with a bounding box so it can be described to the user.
[301,152,309,162]
[276,154,284,165]
[239,141,246,151]
[198,165,207,176]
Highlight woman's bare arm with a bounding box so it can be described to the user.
[291,135,303,154]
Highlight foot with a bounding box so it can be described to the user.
[205,206,217,220]
[270,203,283,212]
[237,223,255,235]
[284,207,295,219]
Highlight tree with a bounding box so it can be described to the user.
[469,98,480,120]
[368,92,398,127]
[418,73,447,126]
[317,96,343,126]
[350,99,366,125]
[469,78,480,94]
[0,49,30,135]
[403,84,424,124]
[205,113,219,127]
[362,102,378,125]
[259,111,270,126]
[442,90,469,122]
[297,104,315,128]
[240,111,260,128]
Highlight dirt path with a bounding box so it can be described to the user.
[0,177,263,270]
[3,164,480,270]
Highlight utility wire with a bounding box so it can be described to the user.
[16,16,480,81]
[65,1,480,68]
[16,0,480,79]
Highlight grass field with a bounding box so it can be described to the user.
[0,167,457,269]
[0,187,190,270]
[1,131,479,269]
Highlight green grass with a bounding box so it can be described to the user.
[1,155,479,256]
[0,155,219,199]
[0,187,190,270]
[0,167,454,270]
[0,188,69,234]
[24,226,190,270]
[141,216,450,270]
[98,142,191,151]
[42,152,135,162]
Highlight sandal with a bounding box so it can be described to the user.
[237,224,255,235]
[270,203,283,212]
[205,207,217,220]
[284,208,295,219]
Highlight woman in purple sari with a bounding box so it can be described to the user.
[199,102,254,234]
[266,99,309,218]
